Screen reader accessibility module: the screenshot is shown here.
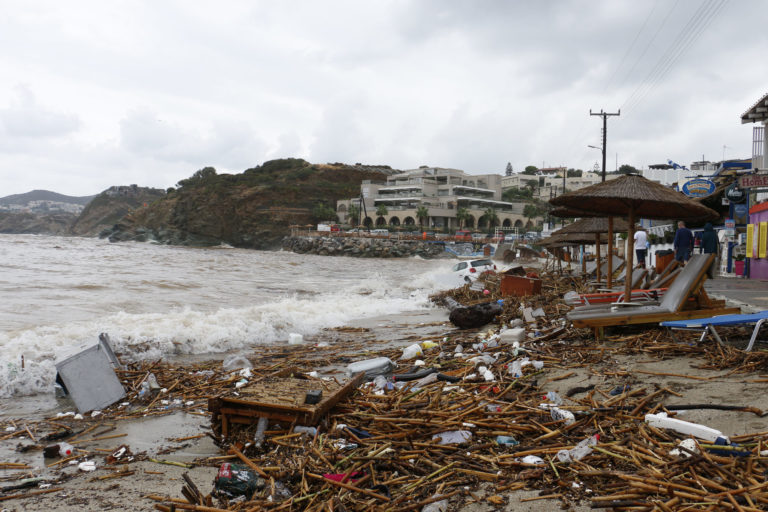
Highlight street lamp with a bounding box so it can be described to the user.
[588,145,604,180]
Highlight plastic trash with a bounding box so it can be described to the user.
[499,328,526,344]
[293,426,317,437]
[401,343,423,360]
[549,407,575,426]
[421,340,438,349]
[556,434,599,462]
[222,354,252,371]
[495,435,519,446]
[521,455,545,465]
[609,384,630,395]
[59,442,74,457]
[78,460,97,472]
[509,318,524,328]
[454,344,463,354]
[669,438,699,458]
[373,375,393,391]
[645,412,727,443]
[508,360,522,378]
[288,333,304,345]
[138,380,150,399]
[432,430,472,445]
[214,462,265,499]
[346,357,396,380]
[546,391,563,405]
[253,416,269,447]
[422,498,449,512]
[147,373,160,391]
[532,360,544,370]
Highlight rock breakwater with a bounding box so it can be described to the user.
[282,236,449,258]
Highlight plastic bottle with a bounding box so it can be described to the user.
[59,442,74,457]
[401,343,423,360]
[546,391,563,405]
[556,434,598,462]
[372,375,389,390]
[293,426,317,437]
[508,360,522,378]
[549,407,575,426]
[495,435,519,446]
[345,357,396,379]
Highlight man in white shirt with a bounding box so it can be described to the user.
[634,227,648,269]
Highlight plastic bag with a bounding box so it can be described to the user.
[214,463,265,499]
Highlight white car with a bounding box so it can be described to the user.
[451,258,497,282]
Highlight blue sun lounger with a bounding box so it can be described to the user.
[660,310,768,352]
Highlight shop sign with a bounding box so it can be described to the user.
[738,174,768,189]
[725,183,746,203]
[681,178,715,197]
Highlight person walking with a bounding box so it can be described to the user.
[700,222,720,278]
[673,221,694,265]
[633,226,647,269]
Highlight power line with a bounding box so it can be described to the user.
[622,0,729,114]
[602,0,663,94]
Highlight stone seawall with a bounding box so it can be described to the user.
[281,236,449,258]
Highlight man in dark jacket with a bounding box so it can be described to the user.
[700,222,719,278]
[673,221,693,264]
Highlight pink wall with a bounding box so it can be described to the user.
[749,202,768,280]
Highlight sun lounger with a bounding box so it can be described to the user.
[660,311,768,352]
[568,254,740,336]
[568,269,654,307]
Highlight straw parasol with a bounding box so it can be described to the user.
[552,217,630,286]
[541,232,610,274]
[550,174,719,302]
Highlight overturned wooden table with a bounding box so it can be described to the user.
[209,373,364,438]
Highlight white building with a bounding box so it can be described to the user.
[338,166,540,231]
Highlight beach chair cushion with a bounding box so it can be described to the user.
[660,311,768,352]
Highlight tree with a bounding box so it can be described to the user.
[376,204,388,217]
[614,164,639,175]
[456,207,470,228]
[505,162,514,176]
[416,206,429,229]
[482,207,499,229]
[312,202,337,222]
[566,168,583,177]
[347,204,361,225]
[521,166,538,175]
[502,187,533,201]
[176,166,217,189]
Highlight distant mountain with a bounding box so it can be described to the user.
[0,189,95,206]
[70,185,167,236]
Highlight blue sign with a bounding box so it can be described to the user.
[682,178,716,197]
[734,204,748,218]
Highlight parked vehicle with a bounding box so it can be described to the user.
[371,229,389,236]
[471,233,487,241]
[451,258,497,282]
[455,230,472,241]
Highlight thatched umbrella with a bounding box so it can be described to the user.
[552,217,630,287]
[541,232,610,274]
[550,174,718,302]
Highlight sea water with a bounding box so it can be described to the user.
[0,234,464,399]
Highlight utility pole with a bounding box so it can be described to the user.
[590,109,620,182]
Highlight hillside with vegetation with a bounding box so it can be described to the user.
[101,159,396,249]
[70,185,167,236]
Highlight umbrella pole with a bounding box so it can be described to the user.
[595,234,601,284]
[582,245,586,274]
[625,208,635,302]
[607,217,614,289]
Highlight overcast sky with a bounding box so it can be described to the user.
[1,0,766,197]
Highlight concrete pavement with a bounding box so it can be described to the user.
[705,275,768,313]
